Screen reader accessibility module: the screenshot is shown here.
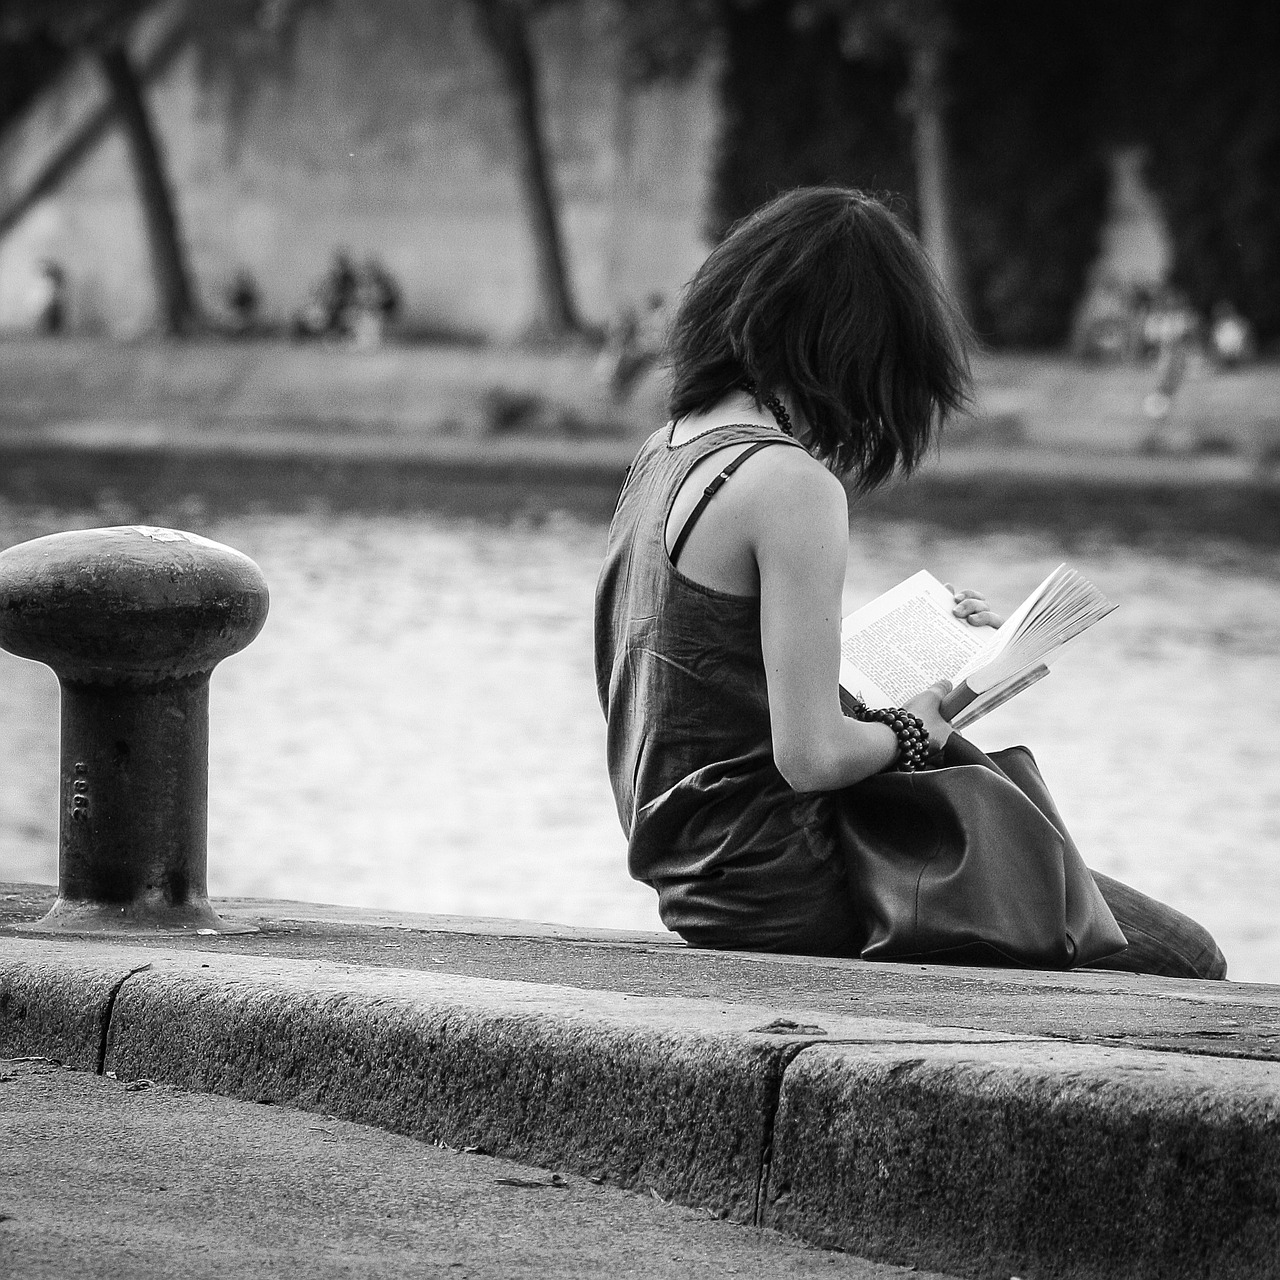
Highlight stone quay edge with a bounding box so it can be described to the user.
[3,914,1279,1280]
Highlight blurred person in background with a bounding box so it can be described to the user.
[226,269,261,336]
[1209,300,1255,368]
[597,291,668,403]
[1141,286,1199,446]
[28,259,66,335]
[293,250,359,340]
[351,257,402,350]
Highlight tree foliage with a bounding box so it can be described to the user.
[0,0,145,42]
[703,0,1111,347]
[791,0,963,304]
[185,0,331,100]
[1137,0,1280,345]
[709,0,913,238]
[792,0,950,56]
[947,0,1108,347]
[615,0,718,86]
[0,0,201,335]
[0,27,66,131]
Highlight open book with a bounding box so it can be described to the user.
[839,565,1116,731]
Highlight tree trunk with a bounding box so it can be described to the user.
[96,40,198,336]
[907,41,965,312]
[474,0,583,340]
[606,56,636,313]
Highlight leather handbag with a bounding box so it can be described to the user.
[835,734,1128,968]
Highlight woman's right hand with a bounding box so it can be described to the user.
[904,679,954,757]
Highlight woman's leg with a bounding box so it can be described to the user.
[1087,870,1227,980]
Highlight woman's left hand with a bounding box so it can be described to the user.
[945,584,1004,629]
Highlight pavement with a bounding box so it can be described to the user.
[3,1055,955,1280]
[4,884,1280,1280]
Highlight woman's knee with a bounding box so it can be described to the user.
[1090,869,1228,980]
[1196,938,1229,981]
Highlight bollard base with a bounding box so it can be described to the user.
[12,896,259,936]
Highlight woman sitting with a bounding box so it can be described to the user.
[594,186,1225,980]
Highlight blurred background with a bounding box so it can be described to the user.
[0,0,1277,978]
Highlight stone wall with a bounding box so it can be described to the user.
[0,0,720,339]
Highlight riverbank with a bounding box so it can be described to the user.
[2,337,1280,545]
[3,336,1279,460]
[3,884,1279,1279]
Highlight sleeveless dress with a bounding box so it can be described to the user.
[593,422,861,954]
[595,423,1228,977]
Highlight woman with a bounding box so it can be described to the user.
[594,187,1225,979]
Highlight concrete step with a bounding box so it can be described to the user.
[3,890,1279,1279]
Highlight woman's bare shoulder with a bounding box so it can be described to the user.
[729,445,848,570]
[741,443,847,511]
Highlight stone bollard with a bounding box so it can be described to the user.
[0,526,269,934]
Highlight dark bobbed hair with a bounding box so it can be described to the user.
[666,187,973,490]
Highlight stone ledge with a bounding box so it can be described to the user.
[3,935,1279,1277]
[0,945,144,1070]
[768,1039,1280,1280]
[2,940,1021,1229]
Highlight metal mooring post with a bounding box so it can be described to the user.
[0,526,269,934]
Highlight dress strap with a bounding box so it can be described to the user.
[669,439,786,568]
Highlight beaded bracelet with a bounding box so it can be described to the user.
[848,700,933,772]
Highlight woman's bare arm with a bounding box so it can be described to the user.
[747,451,913,791]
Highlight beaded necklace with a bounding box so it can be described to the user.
[740,378,794,437]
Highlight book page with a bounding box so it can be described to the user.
[840,571,996,707]
[959,564,1116,694]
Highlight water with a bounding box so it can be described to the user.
[2,502,1279,983]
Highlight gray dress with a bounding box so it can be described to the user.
[594,422,860,954]
[594,422,1227,978]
